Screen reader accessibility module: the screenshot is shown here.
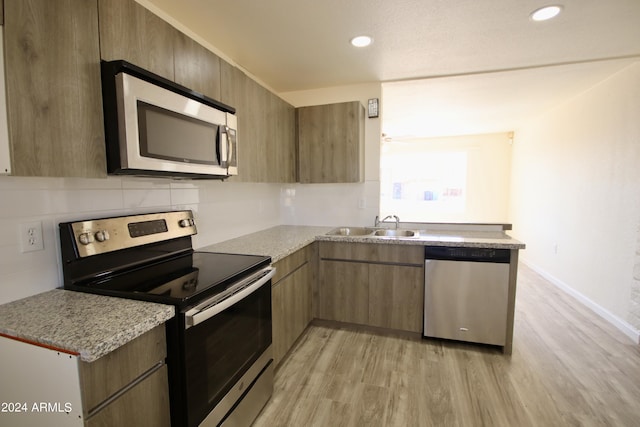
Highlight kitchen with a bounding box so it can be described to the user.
[0,0,639,426]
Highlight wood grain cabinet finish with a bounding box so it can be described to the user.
[3,0,107,177]
[80,325,170,427]
[319,260,369,324]
[98,0,176,81]
[85,366,169,427]
[368,264,424,332]
[318,242,424,333]
[174,31,222,100]
[271,244,316,366]
[296,101,365,183]
[220,61,296,183]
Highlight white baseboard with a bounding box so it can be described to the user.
[521,259,640,345]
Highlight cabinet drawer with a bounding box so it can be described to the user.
[272,244,314,284]
[79,325,166,413]
[319,242,423,265]
[85,364,170,427]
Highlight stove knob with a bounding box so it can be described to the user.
[95,230,110,242]
[179,219,193,228]
[78,232,95,245]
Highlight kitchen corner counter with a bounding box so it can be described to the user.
[200,225,334,262]
[316,230,525,249]
[200,225,524,262]
[0,289,174,362]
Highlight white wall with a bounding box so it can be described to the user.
[0,176,282,305]
[510,62,640,339]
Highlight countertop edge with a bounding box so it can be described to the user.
[0,290,175,363]
[201,225,526,262]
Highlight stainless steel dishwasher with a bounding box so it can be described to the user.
[424,246,511,346]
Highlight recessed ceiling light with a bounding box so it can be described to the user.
[530,5,563,21]
[350,35,373,47]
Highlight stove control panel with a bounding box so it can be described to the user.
[63,210,197,258]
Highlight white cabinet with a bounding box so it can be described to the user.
[0,325,169,426]
[0,336,84,426]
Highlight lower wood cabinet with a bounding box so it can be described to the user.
[368,264,424,332]
[84,365,168,427]
[271,244,316,366]
[318,242,424,333]
[79,325,170,426]
[318,260,368,325]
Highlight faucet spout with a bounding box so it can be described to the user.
[376,214,400,228]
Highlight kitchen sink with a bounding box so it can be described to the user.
[326,227,377,236]
[326,227,419,238]
[373,229,417,237]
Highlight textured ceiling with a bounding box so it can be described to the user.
[141,0,640,137]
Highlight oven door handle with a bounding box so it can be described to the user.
[184,266,275,329]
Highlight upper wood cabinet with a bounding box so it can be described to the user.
[3,0,293,180]
[98,0,176,81]
[220,61,296,183]
[3,0,107,178]
[174,32,222,100]
[296,101,365,183]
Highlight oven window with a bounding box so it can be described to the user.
[137,101,220,165]
[183,281,271,427]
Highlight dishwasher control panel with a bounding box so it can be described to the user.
[424,246,510,263]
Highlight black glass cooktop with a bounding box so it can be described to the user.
[71,251,271,307]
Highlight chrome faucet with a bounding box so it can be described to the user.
[375,215,400,229]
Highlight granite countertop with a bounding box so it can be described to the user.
[0,224,522,364]
[0,290,174,362]
[316,229,526,249]
[200,224,525,262]
[200,225,334,262]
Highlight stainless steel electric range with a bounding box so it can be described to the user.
[59,210,274,427]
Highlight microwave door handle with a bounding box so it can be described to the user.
[226,127,233,171]
[218,126,228,168]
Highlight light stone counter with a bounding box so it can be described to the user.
[200,225,525,261]
[200,225,334,262]
[0,289,174,362]
[316,230,526,249]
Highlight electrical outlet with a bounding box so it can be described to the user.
[20,221,44,253]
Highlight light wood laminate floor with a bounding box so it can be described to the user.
[254,264,640,427]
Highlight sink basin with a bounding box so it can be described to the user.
[374,229,417,237]
[327,227,376,236]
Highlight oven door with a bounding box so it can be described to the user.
[182,267,274,427]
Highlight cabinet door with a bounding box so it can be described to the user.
[4,0,106,177]
[369,264,424,333]
[297,101,364,183]
[318,260,368,324]
[98,0,176,80]
[174,32,221,100]
[272,262,312,366]
[220,61,296,183]
[267,94,296,183]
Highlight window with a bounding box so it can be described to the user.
[379,133,512,223]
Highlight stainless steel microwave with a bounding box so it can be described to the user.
[101,60,237,179]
